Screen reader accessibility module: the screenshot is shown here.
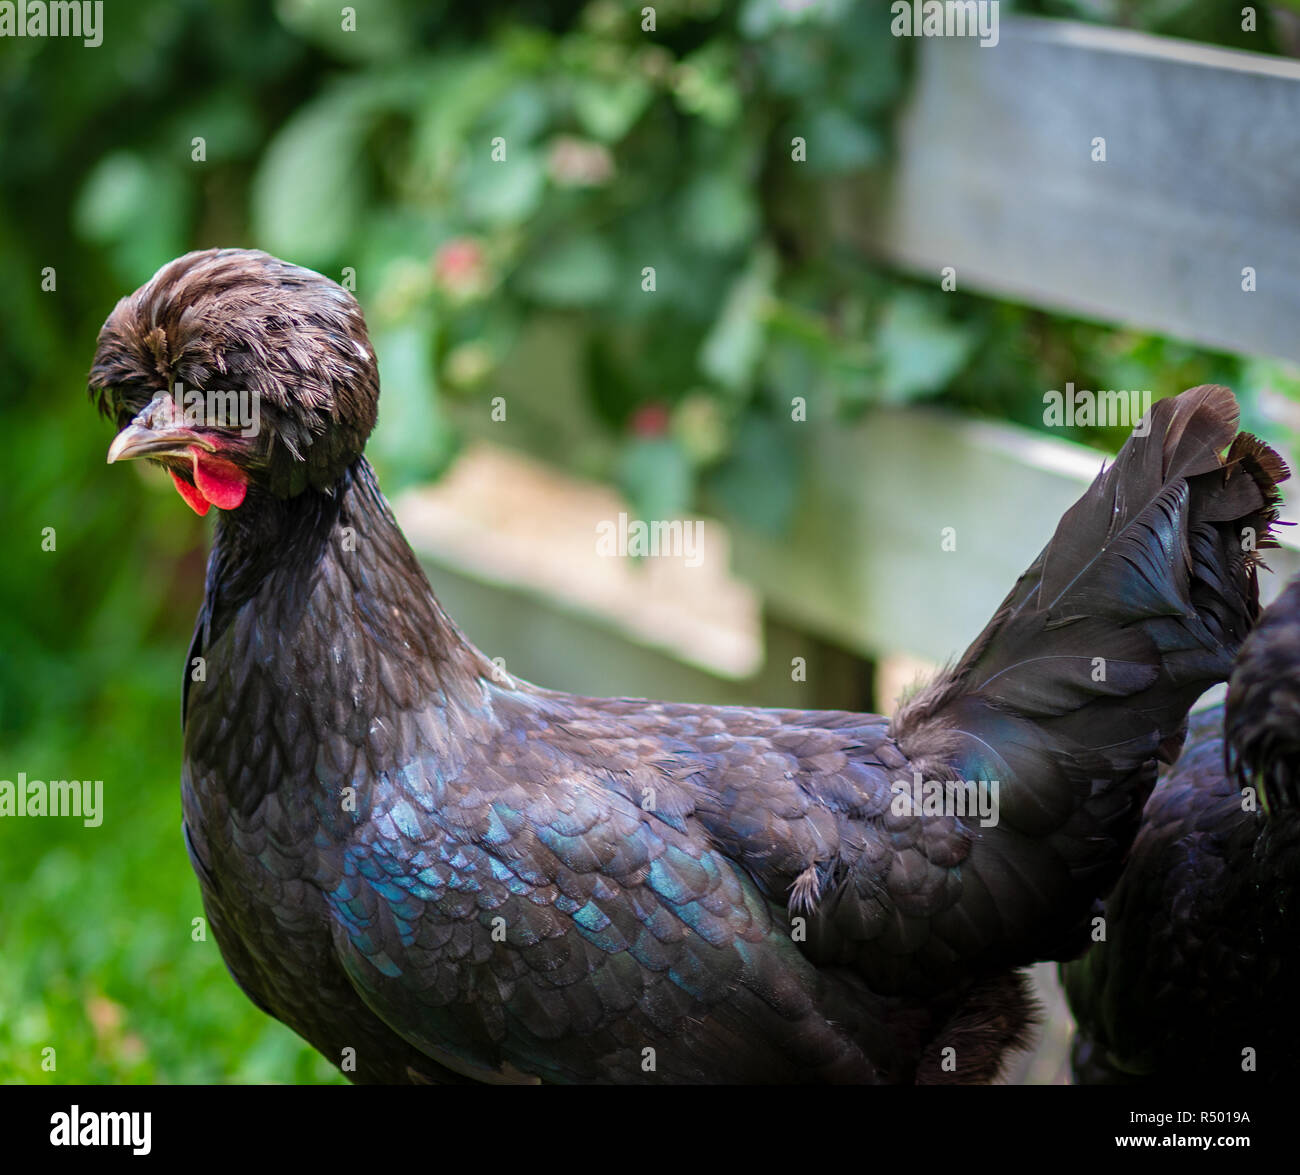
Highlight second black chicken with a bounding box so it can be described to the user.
[1064,573,1300,1084]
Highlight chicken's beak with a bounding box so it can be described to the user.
[105,395,250,514]
[107,422,196,463]
[106,396,217,464]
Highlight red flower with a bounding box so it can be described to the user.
[433,238,489,299]
[630,402,670,437]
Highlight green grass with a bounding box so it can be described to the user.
[0,677,345,1085]
[0,392,344,1085]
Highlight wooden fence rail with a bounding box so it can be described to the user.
[850,16,1300,363]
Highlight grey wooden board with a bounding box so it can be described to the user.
[721,406,1300,666]
[420,558,870,711]
[856,17,1300,362]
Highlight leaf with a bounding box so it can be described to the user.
[74,152,189,285]
[740,0,854,36]
[680,170,760,253]
[876,293,975,404]
[706,416,799,535]
[800,107,883,174]
[164,90,261,164]
[75,152,153,244]
[458,148,546,227]
[478,82,551,146]
[274,0,410,62]
[367,318,458,491]
[699,245,777,393]
[672,43,742,127]
[572,75,653,143]
[617,437,694,523]
[411,55,513,180]
[516,234,617,307]
[250,94,366,266]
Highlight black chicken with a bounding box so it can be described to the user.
[90,249,1286,1084]
[1062,573,1300,1084]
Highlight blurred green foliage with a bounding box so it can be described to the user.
[1,0,1298,1083]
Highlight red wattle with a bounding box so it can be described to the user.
[170,470,211,515]
[189,447,248,511]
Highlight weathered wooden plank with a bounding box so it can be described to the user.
[853,16,1300,362]
[418,555,872,710]
[395,443,763,679]
[720,406,1299,664]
